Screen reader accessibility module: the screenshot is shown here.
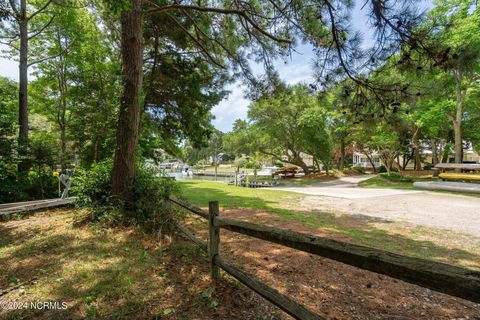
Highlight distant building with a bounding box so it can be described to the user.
[352,144,480,169]
[352,153,381,169]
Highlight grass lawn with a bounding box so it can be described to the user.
[178,180,480,269]
[178,180,304,210]
[358,175,418,189]
[281,174,338,187]
[0,209,276,320]
[359,174,480,197]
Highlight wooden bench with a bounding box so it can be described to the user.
[435,163,480,182]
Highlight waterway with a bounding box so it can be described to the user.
[167,171,233,183]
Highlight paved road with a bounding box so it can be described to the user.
[269,176,480,236]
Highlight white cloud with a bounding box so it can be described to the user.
[211,83,250,132]
[0,44,19,81]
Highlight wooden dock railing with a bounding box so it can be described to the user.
[168,196,480,320]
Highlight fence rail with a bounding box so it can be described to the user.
[0,198,76,216]
[169,197,480,319]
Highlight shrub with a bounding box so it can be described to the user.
[0,162,28,203]
[26,167,58,199]
[72,160,113,209]
[423,163,433,170]
[378,165,387,173]
[353,166,366,174]
[132,166,180,233]
[73,160,180,232]
[0,163,57,203]
[234,157,247,169]
[245,159,261,169]
[272,160,285,168]
[379,172,413,183]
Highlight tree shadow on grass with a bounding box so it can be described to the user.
[217,233,480,320]
[178,181,480,269]
[0,211,281,320]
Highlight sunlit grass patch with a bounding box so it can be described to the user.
[0,209,276,319]
[178,180,480,270]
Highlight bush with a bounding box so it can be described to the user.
[245,159,261,169]
[0,163,57,204]
[0,162,28,203]
[73,160,180,232]
[72,161,112,209]
[26,167,58,199]
[423,163,433,170]
[379,172,413,182]
[353,166,366,174]
[234,157,247,169]
[378,165,387,173]
[272,160,285,168]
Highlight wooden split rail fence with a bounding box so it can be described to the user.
[0,198,76,217]
[168,196,480,320]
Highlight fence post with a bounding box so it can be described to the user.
[208,201,220,280]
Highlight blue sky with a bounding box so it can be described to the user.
[211,1,376,132]
[0,1,431,132]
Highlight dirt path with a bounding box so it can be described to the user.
[184,209,480,320]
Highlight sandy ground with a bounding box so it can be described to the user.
[185,209,480,320]
[269,177,480,237]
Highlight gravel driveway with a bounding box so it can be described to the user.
[269,176,480,236]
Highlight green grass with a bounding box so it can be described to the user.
[359,174,480,197]
[178,180,480,269]
[284,176,338,187]
[358,175,417,189]
[178,180,303,210]
[0,209,271,320]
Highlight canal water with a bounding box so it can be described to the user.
[167,172,233,183]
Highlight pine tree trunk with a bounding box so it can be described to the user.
[111,0,143,208]
[18,0,29,173]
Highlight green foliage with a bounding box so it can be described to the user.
[379,172,413,183]
[223,120,256,157]
[297,106,332,171]
[73,160,181,232]
[0,75,59,203]
[26,167,58,199]
[0,163,57,203]
[30,4,120,168]
[182,130,224,166]
[73,161,113,211]
[245,159,261,169]
[272,160,285,168]
[235,84,332,173]
[234,157,247,169]
[378,165,387,173]
[353,166,366,174]
[0,77,17,161]
[0,163,27,203]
